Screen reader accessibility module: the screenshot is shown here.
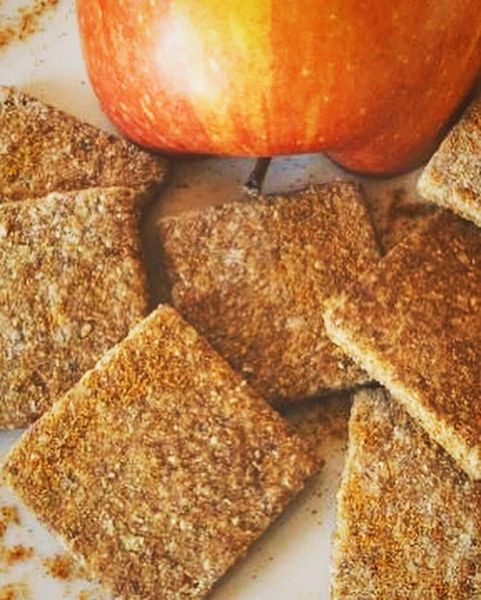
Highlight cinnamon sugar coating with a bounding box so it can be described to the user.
[0,187,148,427]
[159,182,380,406]
[332,388,481,599]
[0,86,168,203]
[2,305,318,600]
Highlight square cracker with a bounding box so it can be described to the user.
[324,210,481,479]
[0,86,168,203]
[418,95,481,228]
[158,182,381,406]
[332,388,481,599]
[1,305,318,600]
[0,187,148,428]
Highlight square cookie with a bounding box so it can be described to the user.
[332,388,481,600]
[2,305,317,600]
[0,187,148,427]
[0,86,168,203]
[159,182,380,406]
[418,95,481,228]
[325,210,481,479]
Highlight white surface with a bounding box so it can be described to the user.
[0,2,423,598]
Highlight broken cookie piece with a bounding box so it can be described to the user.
[2,305,318,600]
[0,86,168,203]
[324,210,481,479]
[159,182,380,406]
[332,388,481,599]
[418,95,481,228]
[0,187,148,427]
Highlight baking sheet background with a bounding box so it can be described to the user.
[0,2,428,598]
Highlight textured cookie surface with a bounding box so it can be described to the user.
[0,86,168,202]
[324,210,481,479]
[418,96,481,227]
[332,388,481,600]
[2,305,317,600]
[159,182,380,406]
[0,187,148,427]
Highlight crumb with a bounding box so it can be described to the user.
[77,592,106,600]
[0,584,29,600]
[0,506,20,526]
[0,506,20,540]
[43,553,78,581]
[77,590,107,600]
[1,545,34,566]
[0,1,60,51]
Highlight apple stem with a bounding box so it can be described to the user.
[244,157,272,196]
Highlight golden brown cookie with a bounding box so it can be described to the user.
[0,86,168,203]
[418,95,481,227]
[332,388,481,600]
[325,210,481,479]
[0,187,148,427]
[2,305,318,600]
[159,182,380,406]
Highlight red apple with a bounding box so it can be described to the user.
[77,0,481,174]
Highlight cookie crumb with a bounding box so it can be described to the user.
[0,506,20,540]
[43,553,78,581]
[0,1,60,51]
[0,583,29,600]
[1,545,34,566]
[0,506,20,527]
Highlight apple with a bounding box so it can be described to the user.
[77,0,481,174]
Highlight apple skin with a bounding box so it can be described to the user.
[77,0,481,174]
